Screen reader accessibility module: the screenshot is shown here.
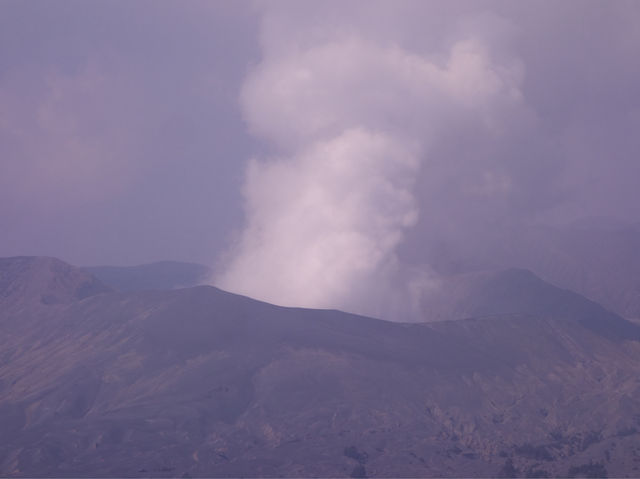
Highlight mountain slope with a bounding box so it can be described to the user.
[2,257,640,477]
[508,222,640,320]
[0,256,111,310]
[422,268,640,341]
[406,219,640,319]
[473,222,640,320]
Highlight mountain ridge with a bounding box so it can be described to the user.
[0,256,111,311]
[2,257,640,477]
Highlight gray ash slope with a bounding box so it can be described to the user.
[1,257,640,477]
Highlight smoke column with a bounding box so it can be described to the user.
[216,17,524,320]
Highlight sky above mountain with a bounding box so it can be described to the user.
[1,0,639,317]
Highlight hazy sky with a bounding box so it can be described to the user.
[1,1,259,266]
[1,1,639,315]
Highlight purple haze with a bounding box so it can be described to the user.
[1,0,639,317]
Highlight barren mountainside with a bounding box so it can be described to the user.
[1,257,640,477]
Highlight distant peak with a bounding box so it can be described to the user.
[0,256,112,307]
[82,261,211,292]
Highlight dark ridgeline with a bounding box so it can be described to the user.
[1,256,640,477]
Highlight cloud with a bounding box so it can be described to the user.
[0,59,140,214]
[216,18,526,320]
[0,0,257,265]
[2,0,637,275]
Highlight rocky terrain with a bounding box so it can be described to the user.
[1,256,640,477]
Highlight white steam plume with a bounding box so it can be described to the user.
[216,30,523,320]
